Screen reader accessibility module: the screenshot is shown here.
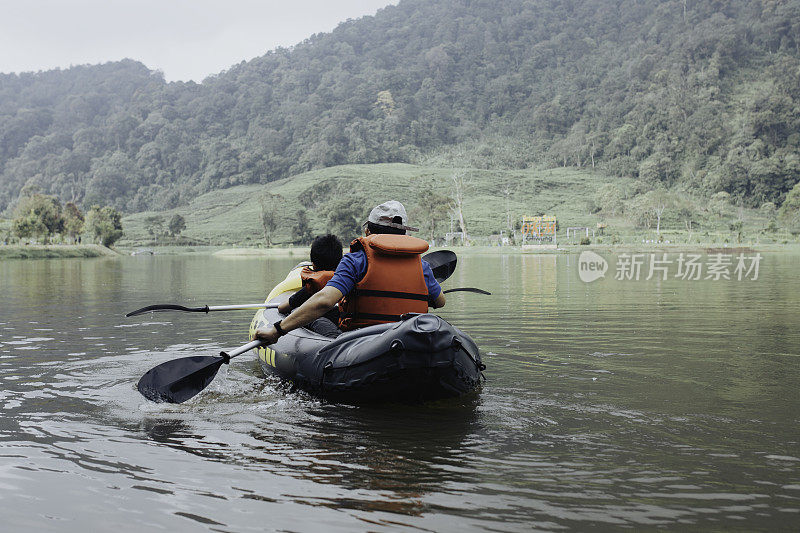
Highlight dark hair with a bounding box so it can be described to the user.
[366,217,406,235]
[310,234,343,271]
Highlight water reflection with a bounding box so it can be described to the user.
[251,401,480,516]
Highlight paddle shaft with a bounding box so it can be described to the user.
[207,303,279,312]
[220,339,264,360]
[126,302,279,317]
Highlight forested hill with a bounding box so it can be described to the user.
[1,0,799,214]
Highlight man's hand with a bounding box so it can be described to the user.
[253,326,280,345]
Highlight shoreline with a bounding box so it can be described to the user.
[3,242,797,260]
[0,244,120,259]
[138,242,800,256]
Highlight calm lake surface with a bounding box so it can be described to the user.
[1,252,798,531]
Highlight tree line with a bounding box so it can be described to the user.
[0,0,798,217]
[4,192,123,246]
[142,213,186,242]
[589,178,800,242]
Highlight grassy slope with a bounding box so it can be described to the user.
[121,163,630,245]
[120,163,791,247]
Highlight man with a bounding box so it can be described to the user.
[254,200,445,344]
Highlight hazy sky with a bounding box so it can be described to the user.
[0,0,397,82]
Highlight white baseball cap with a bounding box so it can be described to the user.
[366,200,418,232]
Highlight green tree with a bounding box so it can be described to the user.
[643,189,673,236]
[326,196,365,242]
[594,183,624,217]
[259,192,284,246]
[675,194,700,240]
[168,214,186,237]
[12,193,62,243]
[759,201,779,233]
[584,198,600,215]
[778,181,800,228]
[760,201,777,220]
[84,151,139,210]
[729,220,745,244]
[625,194,653,229]
[63,202,84,243]
[291,209,313,245]
[143,215,166,241]
[12,210,47,242]
[86,205,123,246]
[411,176,449,244]
[709,191,731,218]
[499,176,521,233]
[449,171,469,244]
[375,90,396,117]
[1,227,13,244]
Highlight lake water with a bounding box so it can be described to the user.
[0,252,798,531]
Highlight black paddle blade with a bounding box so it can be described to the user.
[137,355,226,403]
[423,250,457,283]
[443,287,491,295]
[126,304,206,317]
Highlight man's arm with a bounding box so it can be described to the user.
[430,292,446,309]
[257,253,359,344]
[254,285,343,344]
[421,259,445,309]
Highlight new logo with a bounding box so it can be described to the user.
[578,251,608,283]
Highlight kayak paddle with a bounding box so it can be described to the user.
[422,250,457,283]
[126,302,279,317]
[443,287,491,295]
[137,340,262,403]
[423,251,488,293]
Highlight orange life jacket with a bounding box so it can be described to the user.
[338,234,430,331]
[300,267,335,294]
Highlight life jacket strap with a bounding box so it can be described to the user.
[351,289,428,301]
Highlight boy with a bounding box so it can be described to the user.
[276,234,343,337]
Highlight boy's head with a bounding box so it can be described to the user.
[310,234,343,271]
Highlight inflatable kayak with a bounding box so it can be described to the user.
[248,262,484,403]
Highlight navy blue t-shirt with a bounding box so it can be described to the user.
[327,250,442,301]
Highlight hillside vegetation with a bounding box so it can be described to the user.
[123,163,621,244]
[119,163,786,247]
[1,0,799,216]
